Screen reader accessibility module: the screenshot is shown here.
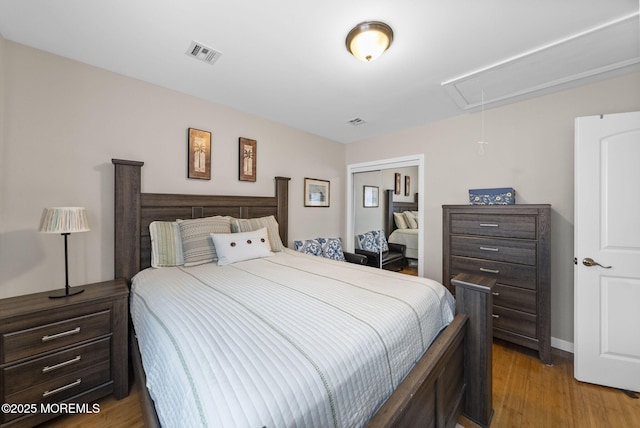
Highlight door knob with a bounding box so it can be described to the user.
[582,257,612,269]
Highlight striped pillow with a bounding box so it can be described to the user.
[178,216,232,266]
[231,215,284,251]
[149,221,184,267]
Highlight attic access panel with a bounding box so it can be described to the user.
[442,13,640,110]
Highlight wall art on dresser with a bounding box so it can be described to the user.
[304,178,330,207]
[394,173,401,194]
[239,137,257,182]
[405,176,410,196]
[188,128,211,180]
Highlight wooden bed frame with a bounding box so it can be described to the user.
[112,159,493,428]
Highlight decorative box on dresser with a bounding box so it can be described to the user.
[0,279,129,427]
[442,204,551,365]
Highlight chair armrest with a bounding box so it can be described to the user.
[344,251,367,265]
[388,243,406,257]
[354,248,381,267]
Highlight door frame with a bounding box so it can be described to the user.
[346,154,425,276]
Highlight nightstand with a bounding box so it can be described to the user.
[0,279,129,427]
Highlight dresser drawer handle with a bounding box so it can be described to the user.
[42,378,81,398]
[492,314,500,319]
[479,223,499,227]
[480,268,500,274]
[480,246,499,252]
[41,327,81,342]
[42,355,81,373]
[492,292,500,296]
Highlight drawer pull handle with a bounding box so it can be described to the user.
[492,292,500,296]
[480,246,499,252]
[42,378,81,398]
[480,268,500,274]
[479,223,499,227]
[42,327,80,342]
[42,355,81,373]
[492,314,500,319]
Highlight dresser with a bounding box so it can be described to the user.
[0,279,129,427]
[442,205,551,364]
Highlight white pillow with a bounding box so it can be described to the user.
[403,211,418,229]
[231,215,284,252]
[393,212,409,229]
[211,228,273,265]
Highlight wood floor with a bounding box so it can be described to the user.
[40,340,639,428]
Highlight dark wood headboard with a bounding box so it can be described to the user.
[384,189,418,238]
[112,159,290,284]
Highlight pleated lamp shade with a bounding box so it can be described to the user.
[39,207,90,234]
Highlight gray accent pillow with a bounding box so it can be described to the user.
[178,216,232,266]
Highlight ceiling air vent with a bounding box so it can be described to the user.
[186,40,222,65]
[348,117,367,126]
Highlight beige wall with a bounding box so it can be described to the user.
[2,34,639,348]
[345,71,640,346]
[0,40,345,298]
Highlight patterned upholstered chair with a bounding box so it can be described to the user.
[354,230,406,271]
[294,237,367,265]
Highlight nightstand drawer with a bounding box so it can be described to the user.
[2,310,111,363]
[450,213,537,239]
[3,337,110,396]
[2,363,111,423]
[450,236,536,265]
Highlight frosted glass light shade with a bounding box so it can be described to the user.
[346,21,393,62]
[39,207,90,234]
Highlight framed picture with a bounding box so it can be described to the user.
[363,185,379,208]
[405,176,410,196]
[188,128,211,180]
[304,178,330,207]
[239,137,257,181]
[394,172,401,195]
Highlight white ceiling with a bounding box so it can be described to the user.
[0,0,638,143]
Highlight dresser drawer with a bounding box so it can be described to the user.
[2,310,111,364]
[450,213,537,239]
[2,363,111,423]
[450,236,536,265]
[493,305,537,338]
[451,256,537,290]
[493,284,536,314]
[2,337,110,396]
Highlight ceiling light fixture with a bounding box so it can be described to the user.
[346,21,393,62]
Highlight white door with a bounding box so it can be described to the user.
[574,111,640,392]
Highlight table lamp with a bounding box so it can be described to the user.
[39,207,90,298]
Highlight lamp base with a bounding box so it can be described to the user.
[49,286,85,299]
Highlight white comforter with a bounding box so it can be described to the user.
[131,249,454,428]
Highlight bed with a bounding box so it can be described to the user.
[112,159,493,428]
[384,190,419,260]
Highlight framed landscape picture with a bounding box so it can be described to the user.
[304,178,330,207]
[239,137,257,181]
[188,128,211,180]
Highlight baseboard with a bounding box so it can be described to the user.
[551,336,574,354]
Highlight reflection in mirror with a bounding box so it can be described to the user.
[352,166,419,275]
